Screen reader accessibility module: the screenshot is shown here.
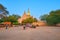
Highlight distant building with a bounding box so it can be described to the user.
[18,8,33,23]
[18,8,46,26]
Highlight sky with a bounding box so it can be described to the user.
[0,0,60,19]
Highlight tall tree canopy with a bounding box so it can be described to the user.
[0,4,9,23]
[40,9,60,26]
[46,10,60,25]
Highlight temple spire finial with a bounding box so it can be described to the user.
[24,11,26,14]
[27,8,30,15]
[23,11,26,16]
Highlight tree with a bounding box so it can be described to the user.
[22,17,37,25]
[0,4,9,18]
[0,4,9,23]
[40,14,48,21]
[33,18,38,22]
[7,14,21,24]
[0,18,4,23]
[0,14,21,24]
[46,10,60,25]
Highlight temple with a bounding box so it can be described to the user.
[18,8,46,26]
[18,8,33,23]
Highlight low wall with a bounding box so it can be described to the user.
[0,24,5,28]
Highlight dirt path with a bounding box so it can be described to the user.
[0,27,60,40]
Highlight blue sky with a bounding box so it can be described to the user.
[0,0,60,19]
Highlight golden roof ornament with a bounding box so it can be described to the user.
[27,8,30,15]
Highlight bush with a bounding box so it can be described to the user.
[13,22,19,25]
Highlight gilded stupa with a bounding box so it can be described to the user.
[18,8,33,23]
[18,8,46,26]
[27,8,30,16]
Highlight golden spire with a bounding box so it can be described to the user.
[27,8,30,15]
[24,11,26,14]
[23,11,26,16]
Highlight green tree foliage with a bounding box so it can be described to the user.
[46,10,60,25]
[7,14,21,24]
[0,4,6,10]
[0,14,21,24]
[22,17,37,25]
[0,4,9,18]
[34,18,38,22]
[40,14,48,21]
[0,18,4,23]
[0,4,9,23]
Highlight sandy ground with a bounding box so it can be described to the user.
[0,26,60,40]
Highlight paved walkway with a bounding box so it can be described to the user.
[0,26,60,40]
